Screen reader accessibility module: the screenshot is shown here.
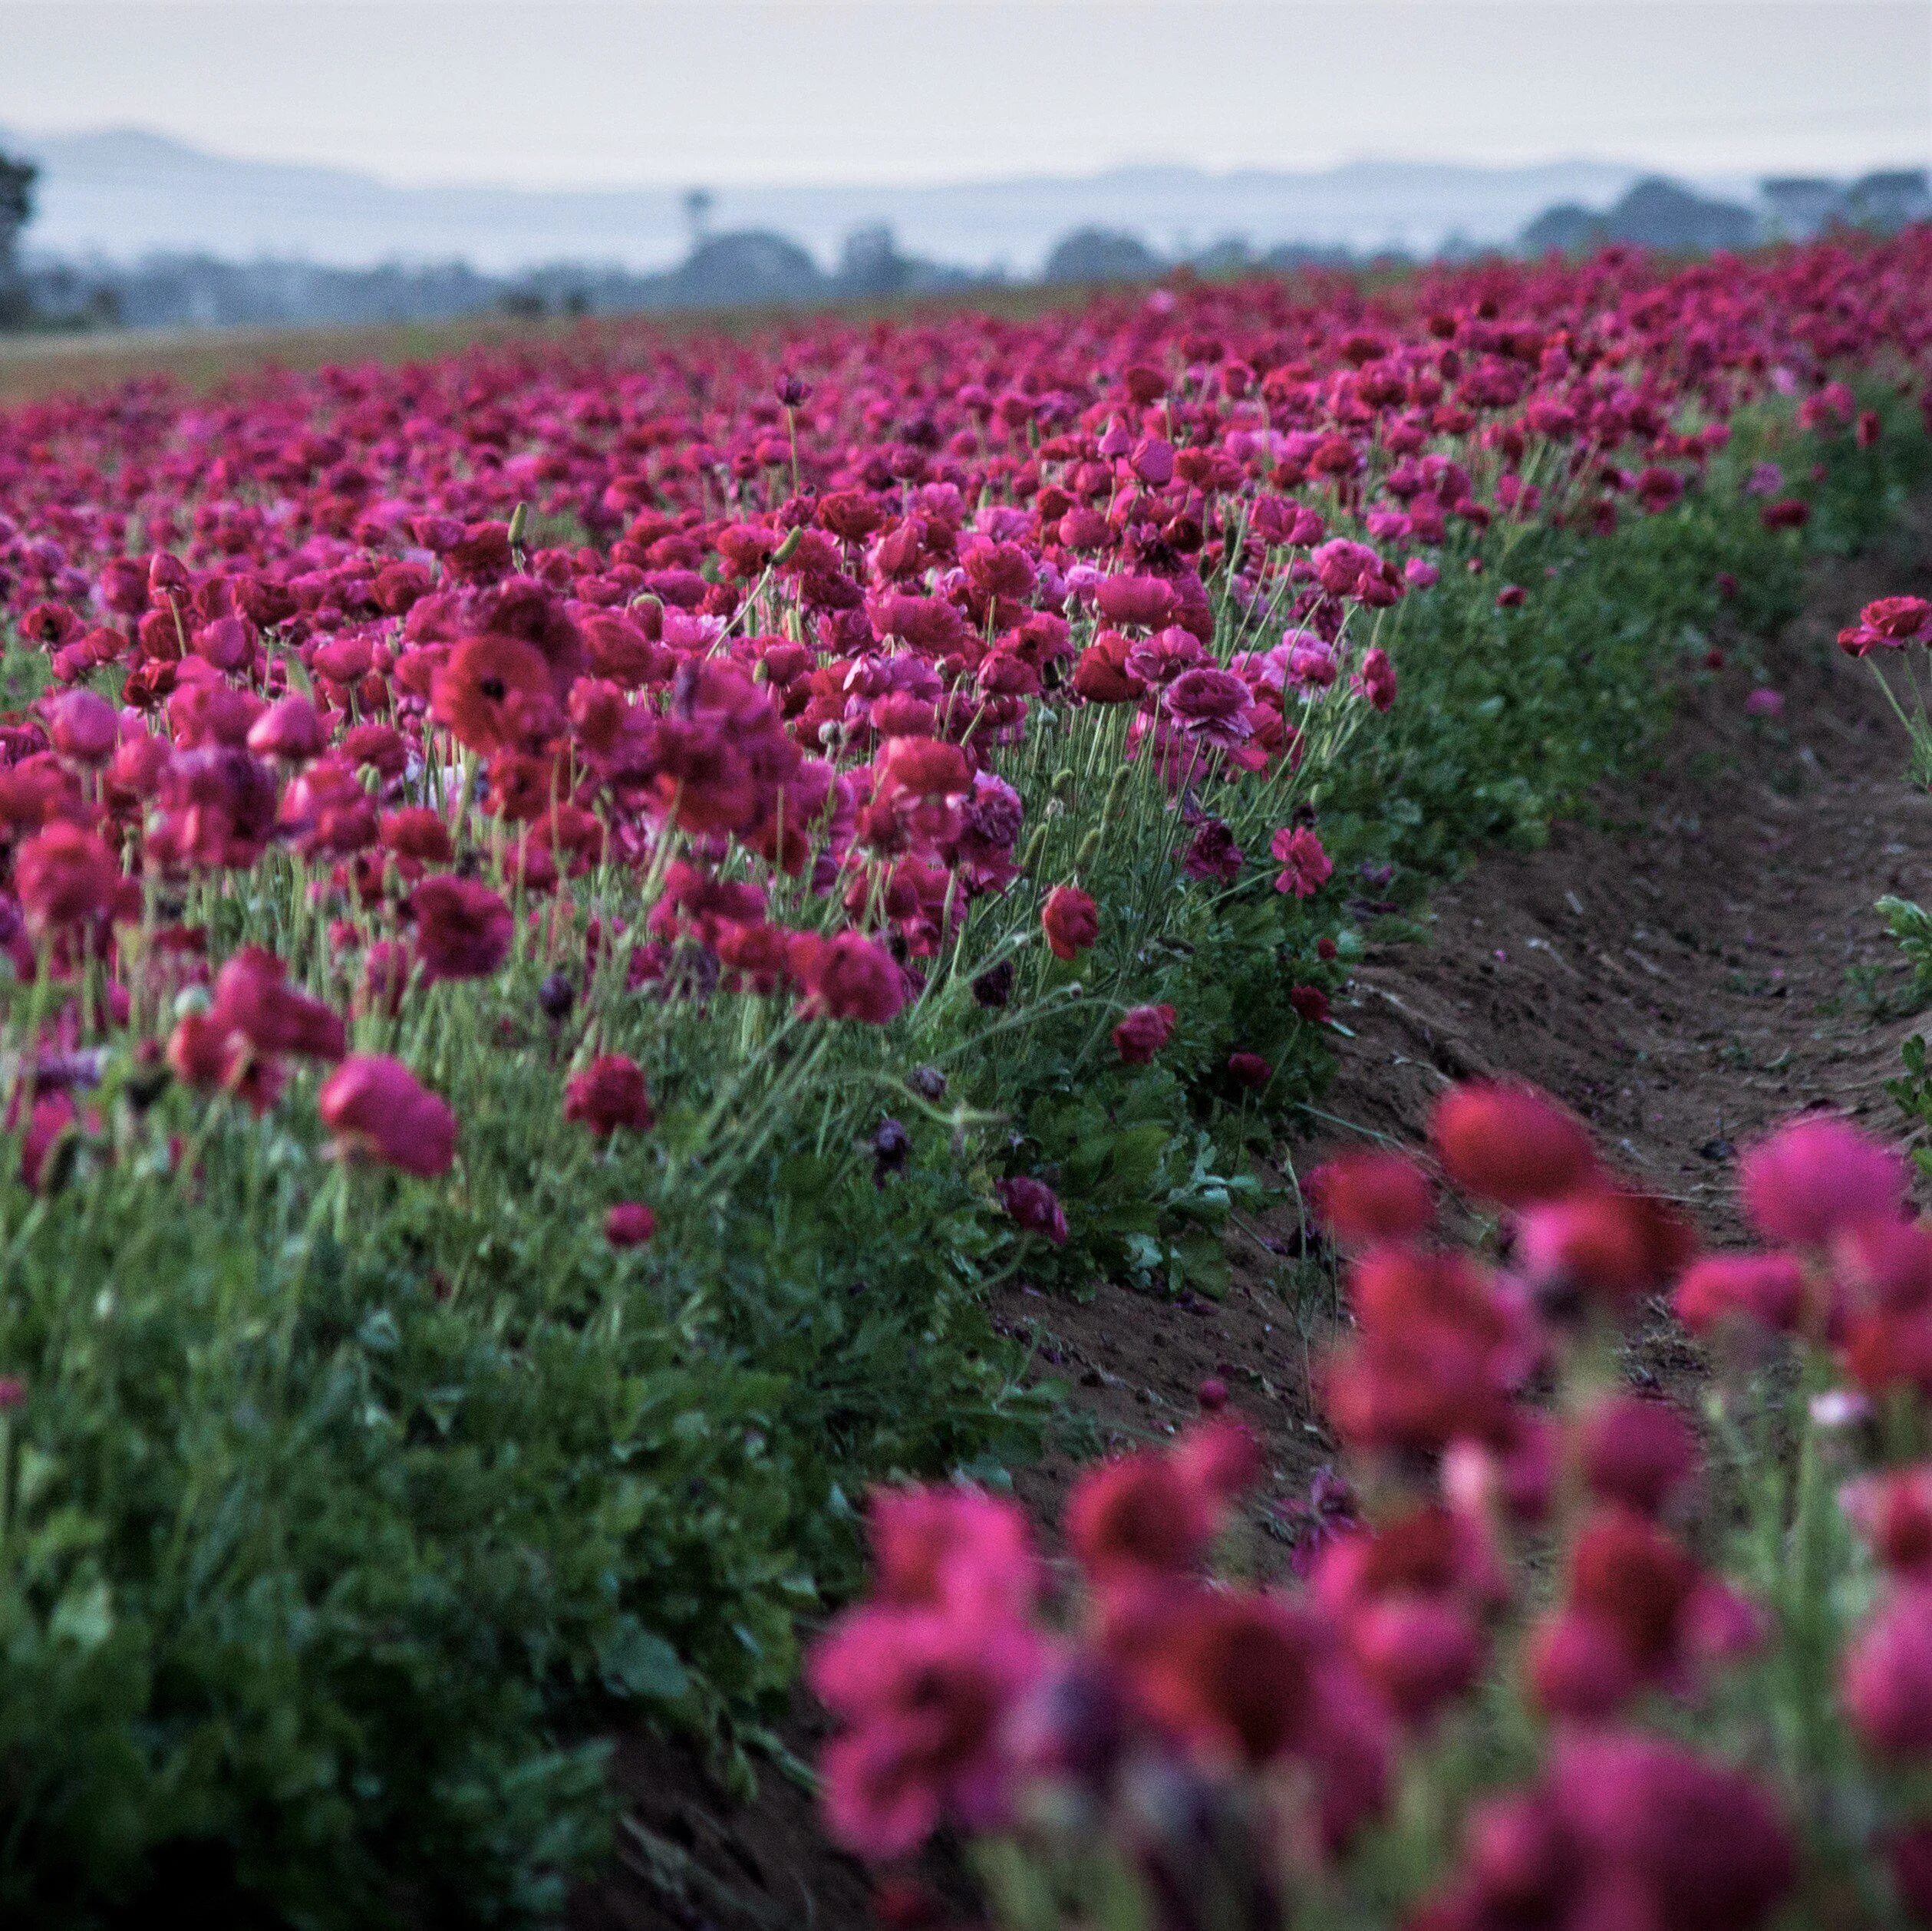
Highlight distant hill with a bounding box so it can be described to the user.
[0,127,1680,272]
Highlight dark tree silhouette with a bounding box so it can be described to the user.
[0,146,38,325]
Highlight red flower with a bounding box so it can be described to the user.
[790,930,908,1024]
[1737,1113,1906,1250]
[1672,1251,1806,1336]
[1430,1079,1597,1208]
[1110,1002,1175,1064]
[14,823,135,941]
[1423,1734,1792,1931]
[867,1485,1040,1619]
[1067,1442,1222,1587]
[1845,1465,1932,1581]
[430,632,560,755]
[209,945,346,1061]
[1308,1150,1435,1247]
[564,1054,654,1135]
[996,1175,1067,1245]
[411,875,514,982]
[1322,1246,1534,1456]
[45,689,118,766]
[1575,1392,1699,1517]
[1226,1050,1272,1091]
[1863,595,1932,641]
[1040,884,1098,962]
[1528,1508,1759,1719]
[318,1055,457,1178]
[809,1606,1043,1860]
[1845,1588,1932,1760]
[1513,1185,1696,1309]
[1290,983,1331,1025]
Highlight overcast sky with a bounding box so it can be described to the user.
[2,0,1927,187]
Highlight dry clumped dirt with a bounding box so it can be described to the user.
[572,514,1932,1931]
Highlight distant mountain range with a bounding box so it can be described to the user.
[1,127,1745,272]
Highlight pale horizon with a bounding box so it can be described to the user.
[2,1,1926,194]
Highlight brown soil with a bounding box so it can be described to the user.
[570,512,1932,1931]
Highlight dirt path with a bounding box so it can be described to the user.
[572,511,1932,1931]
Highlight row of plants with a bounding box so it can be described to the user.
[0,234,1927,1923]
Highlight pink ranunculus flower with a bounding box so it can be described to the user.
[318,1054,457,1178]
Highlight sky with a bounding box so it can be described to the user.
[0,0,1927,189]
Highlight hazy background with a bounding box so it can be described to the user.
[0,0,1925,325]
[5,0,1926,190]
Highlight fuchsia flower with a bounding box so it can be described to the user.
[604,1201,657,1247]
[411,875,514,983]
[1271,825,1334,898]
[1844,1592,1932,1761]
[809,1603,1044,1860]
[14,823,135,941]
[317,1056,456,1178]
[1528,1507,1762,1719]
[44,688,118,766]
[1226,1050,1272,1090]
[1737,1112,1907,1249]
[790,930,907,1024]
[1420,1733,1793,1931]
[1574,1392,1700,1517]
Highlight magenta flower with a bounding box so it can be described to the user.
[318,1055,457,1178]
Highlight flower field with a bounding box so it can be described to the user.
[1,230,1930,1924]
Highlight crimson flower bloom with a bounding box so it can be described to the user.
[1111,1002,1175,1065]
[1672,1251,1807,1337]
[1575,1392,1700,1518]
[317,1055,457,1178]
[866,1485,1040,1619]
[1420,1732,1792,1931]
[209,946,347,1062]
[1430,1079,1597,1208]
[1513,1185,1696,1310]
[1308,1149,1436,1247]
[411,875,514,982]
[790,930,908,1024]
[1844,1588,1932,1761]
[1528,1507,1761,1719]
[997,1175,1067,1245]
[564,1054,654,1135]
[1040,884,1098,961]
[1226,1050,1272,1091]
[1736,1113,1907,1251]
[15,823,136,941]
[808,1604,1043,1860]
[430,632,560,755]
[45,689,118,766]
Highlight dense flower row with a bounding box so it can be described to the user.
[0,232,1927,1206]
[813,1085,1932,1930]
